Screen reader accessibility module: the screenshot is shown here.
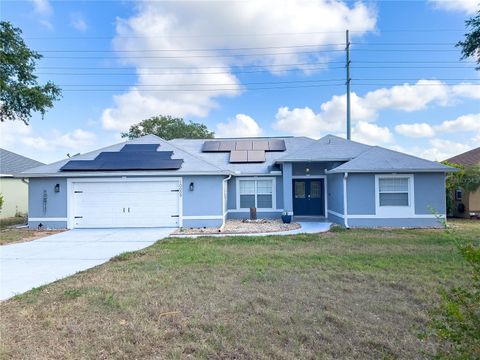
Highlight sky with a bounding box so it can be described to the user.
[1,0,479,164]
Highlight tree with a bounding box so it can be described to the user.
[442,162,480,216]
[457,9,480,69]
[0,21,61,124]
[121,115,215,140]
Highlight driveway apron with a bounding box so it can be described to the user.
[0,228,173,301]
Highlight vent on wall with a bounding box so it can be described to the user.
[60,144,183,171]
[202,139,286,163]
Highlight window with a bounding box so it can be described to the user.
[378,177,409,206]
[310,181,322,199]
[238,178,274,209]
[294,181,305,198]
[375,175,414,217]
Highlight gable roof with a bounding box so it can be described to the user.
[446,147,480,167]
[328,146,454,173]
[0,148,44,176]
[19,135,228,177]
[276,135,371,162]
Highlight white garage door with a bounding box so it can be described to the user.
[71,180,181,228]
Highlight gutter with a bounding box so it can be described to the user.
[343,172,349,228]
[21,178,29,185]
[222,174,233,229]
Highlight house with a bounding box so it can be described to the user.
[0,148,44,219]
[18,134,454,229]
[446,147,480,218]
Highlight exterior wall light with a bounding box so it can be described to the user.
[54,184,60,193]
[189,182,194,191]
[305,167,310,174]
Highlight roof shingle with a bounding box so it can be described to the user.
[446,147,480,167]
[0,148,44,176]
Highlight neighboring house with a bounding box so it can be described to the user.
[446,147,480,218]
[18,134,454,229]
[0,148,44,219]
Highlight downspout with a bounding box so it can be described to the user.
[222,174,232,229]
[343,172,349,228]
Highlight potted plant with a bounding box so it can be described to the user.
[281,211,292,224]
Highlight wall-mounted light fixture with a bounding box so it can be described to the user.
[305,167,310,174]
[54,184,60,193]
[189,182,195,191]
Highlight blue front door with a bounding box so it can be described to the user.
[293,179,325,216]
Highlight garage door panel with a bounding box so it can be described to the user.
[72,181,180,228]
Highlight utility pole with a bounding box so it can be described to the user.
[345,29,351,140]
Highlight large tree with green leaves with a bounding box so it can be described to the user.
[121,115,215,140]
[457,9,480,69]
[0,21,61,124]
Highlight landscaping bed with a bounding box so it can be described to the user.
[173,218,301,235]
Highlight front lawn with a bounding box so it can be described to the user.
[1,220,478,359]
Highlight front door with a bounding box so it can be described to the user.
[293,179,325,216]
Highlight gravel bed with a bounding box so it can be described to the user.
[173,219,300,235]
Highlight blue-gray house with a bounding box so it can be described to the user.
[19,134,453,229]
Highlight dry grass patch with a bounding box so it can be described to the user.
[0,219,478,359]
[0,228,65,245]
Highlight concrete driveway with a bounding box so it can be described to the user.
[0,228,173,301]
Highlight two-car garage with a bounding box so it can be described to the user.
[70,179,181,228]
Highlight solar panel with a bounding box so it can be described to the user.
[121,144,159,152]
[229,150,248,162]
[247,150,266,162]
[252,140,269,151]
[235,140,253,151]
[201,138,286,163]
[268,139,286,151]
[202,141,221,152]
[61,144,183,171]
[218,141,236,151]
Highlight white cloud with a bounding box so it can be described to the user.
[395,123,435,138]
[435,113,480,133]
[429,0,479,14]
[353,121,393,144]
[395,113,480,139]
[70,12,88,32]
[273,80,466,139]
[0,122,97,163]
[101,0,376,131]
[417,139,474,161]
[216,114,263,137]
[452,83,480,100]
[30,0,52,16]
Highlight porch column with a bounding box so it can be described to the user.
[282,163,293,215]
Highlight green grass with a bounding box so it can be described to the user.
[0,219,478,359]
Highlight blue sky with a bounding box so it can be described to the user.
[1,0,479,163]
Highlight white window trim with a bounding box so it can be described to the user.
[375,174,414,218]
[236,177,276,210]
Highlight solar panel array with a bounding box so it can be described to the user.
[202,139,286,163]
[60,144,183,171]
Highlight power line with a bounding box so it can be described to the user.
[34,42,459,53]
[23,28,466,40]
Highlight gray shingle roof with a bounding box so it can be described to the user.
[276,135,371,162]
[0,148,44,176]
[17,134,456,177]
[19,135,228,177]
[328,146,455,173]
